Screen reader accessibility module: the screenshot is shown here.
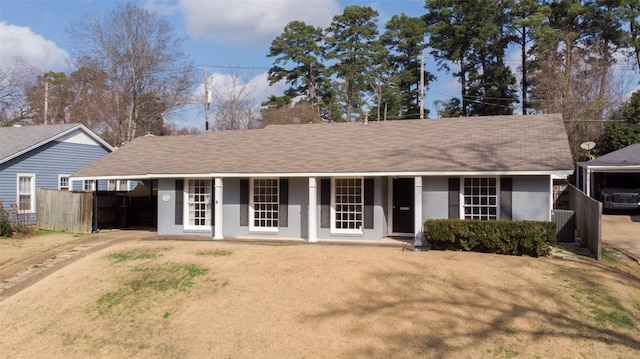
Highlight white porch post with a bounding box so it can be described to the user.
[549,176,554,222]
[586,168,592,197]
[414,176,424,246]
[213,177,223,240]
[308,177,318,242]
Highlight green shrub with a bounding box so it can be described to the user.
[0,202,12,237]
[0,219,12,237]
[424,219,556,257]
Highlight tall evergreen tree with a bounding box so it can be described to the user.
[266,21,326,109]
[325,5,380,121]
[381,14,432,119]
[620,0,640,72]
[424,0,517,116]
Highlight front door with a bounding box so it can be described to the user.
[392,178,414,234]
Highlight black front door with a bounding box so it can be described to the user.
[392,178,414,233]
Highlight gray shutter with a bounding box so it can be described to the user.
[500,178,512,220]
[448,178,460,219]
[240,179,249,226]
[364,178,374,229]
[320,178,330,228]
[175,180,183,225]
[279,179,288,227]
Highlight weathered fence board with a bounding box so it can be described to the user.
[568,184,602,260]
[37,189,93,233]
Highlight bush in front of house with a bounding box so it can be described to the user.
[423,219,556,257]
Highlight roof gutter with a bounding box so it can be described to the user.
[71,169,575,182]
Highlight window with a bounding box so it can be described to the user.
[250,178,278,231]
[83,180,95,191]
[58,175,70,191]
[186,179,211,228]
[17,174,35,213]
[108,179,130,191]
[463,177,498,220]
[333,178,363,233]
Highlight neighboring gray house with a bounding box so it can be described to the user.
[576,143,640,210]
[72,114,574,243]
[0,124,114,223]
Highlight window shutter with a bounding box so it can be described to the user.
[175,180,183,225]
[240,179,249,226]
[500,178,512,220]
[279,179,288,227]
[448,178,460,219]
[364,178,374,229]
[320,178,330,228]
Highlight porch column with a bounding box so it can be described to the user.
[414,176,424,246]
[586,168,592,197]
[308,177,318,242]
[213,177,223,240]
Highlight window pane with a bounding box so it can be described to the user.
[334,178,363,231]
[187,179,211,226]
[462,177,497,221]
[252,178,279,228]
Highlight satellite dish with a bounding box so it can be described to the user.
[580,141,596,150]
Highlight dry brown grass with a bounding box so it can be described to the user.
[1,235,639,358]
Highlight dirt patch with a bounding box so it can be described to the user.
[0,234,639,358]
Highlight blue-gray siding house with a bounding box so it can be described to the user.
[72,114,574,244]
[0,124,114,223]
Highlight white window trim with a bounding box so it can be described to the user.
[58,174,71,191]
[83,180,96,192]
[16,173,36,214]
[108,179,130,191]
[249,178,280,233]
[183,178,212,231]
[331,177,364,235]
[459,177,501,220]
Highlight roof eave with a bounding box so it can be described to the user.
[71,169,575,181]
[0,124,114,165]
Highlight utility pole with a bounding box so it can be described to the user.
[44,80,49,125]
[419,56,425,119]
[204,66,210,132]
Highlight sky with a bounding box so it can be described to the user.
[0,0,489,130]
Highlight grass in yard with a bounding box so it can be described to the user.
[34,229,63,236]
[195,249,232,257]
[562,273,637,336]
[106,247,169,263]
[251,242,300,246]
[96,261,209,315]
[601,247,629,266]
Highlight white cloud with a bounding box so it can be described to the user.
[192,70,287,106]
[0,21,69,71]
[160,0,340,46]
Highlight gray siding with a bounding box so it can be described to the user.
[156,178,209,235]
[153,175,552,239]
[512,176,550,221]
[419,175,551,222]
[422,176,449,219]
[157,176,387,240]
[0,140,110,222]
[316,177,385,240]
[222,177,307,239]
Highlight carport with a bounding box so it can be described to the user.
[576,143,640,204]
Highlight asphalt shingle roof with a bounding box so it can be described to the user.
[72,114,574,179]
[0,124,80,163]
[579,143,640,167]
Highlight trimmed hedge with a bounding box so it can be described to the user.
[424,219,556,257]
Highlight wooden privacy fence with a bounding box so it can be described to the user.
[568,184,602,260]
[37,189,93,233]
